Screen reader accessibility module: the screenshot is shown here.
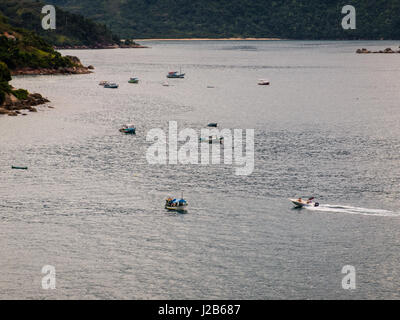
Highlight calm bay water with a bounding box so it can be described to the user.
[1,40,400,299]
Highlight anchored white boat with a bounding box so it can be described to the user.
[104,82,119,89]
[290,197,319,208]
[128,77,139,84]
[258,79,270,85]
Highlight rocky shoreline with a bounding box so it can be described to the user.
[0,91,50,116]
[11,55,94,76]
[54,43,148,50]
[356,47,400,54]
[11,66,93,76]
[1,55,93,117]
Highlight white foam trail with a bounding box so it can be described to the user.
[305,204,400,217]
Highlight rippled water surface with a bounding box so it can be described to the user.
[1,41,400,299]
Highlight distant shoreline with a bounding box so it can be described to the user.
[136,38,282,41]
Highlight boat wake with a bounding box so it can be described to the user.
[304,204,400,217]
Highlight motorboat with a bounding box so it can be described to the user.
[99,81,109,86]
[119,124,136,134]
[167,71,185,79]
[162,81,170,87]
[207,123,218,127]
[258,79,270,85]
[165,197,188,212]
[104,83,119,88]
[199,136,224,144]
[128,77,139,84]
[290,197,319,208]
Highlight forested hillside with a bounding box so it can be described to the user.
[0,13,87,109]
[0,13,78,70]
[0,0,120,46]
[46,0,400,39]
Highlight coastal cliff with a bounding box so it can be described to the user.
[0,14,93,117]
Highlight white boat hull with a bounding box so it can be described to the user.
[165,205,188,211]
[289,198,318,208]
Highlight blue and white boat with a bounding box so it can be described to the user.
[165,197,188,212]
[119,124,136,134]
[167,71,185,79]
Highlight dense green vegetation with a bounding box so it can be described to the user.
[1,12,80,105]
[0,60,11,104]
[0,15,74,70]
[46,0,400,39]
[0,0,120,46]
[12,88,28,100]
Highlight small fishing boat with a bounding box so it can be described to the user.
[207,123,218,127]
[165,197,188,212]
[199,136,224,144]
[119,124,136,134]
[258,79,270,85]
[290,197,319,208]
[128,77,139,84]
[167,71,185,79]
[104,83,119,89]
[12,166,28,170]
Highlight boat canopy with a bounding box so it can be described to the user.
[171,199,187,204]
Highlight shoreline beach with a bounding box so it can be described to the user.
[135,37,282,41]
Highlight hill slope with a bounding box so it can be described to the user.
[46,0,400,39]
[0,13,89,72]
[0,0,120,47]
[0,13,89,115]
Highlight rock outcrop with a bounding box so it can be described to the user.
[0,91,50,116]
[356,47,400,54]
